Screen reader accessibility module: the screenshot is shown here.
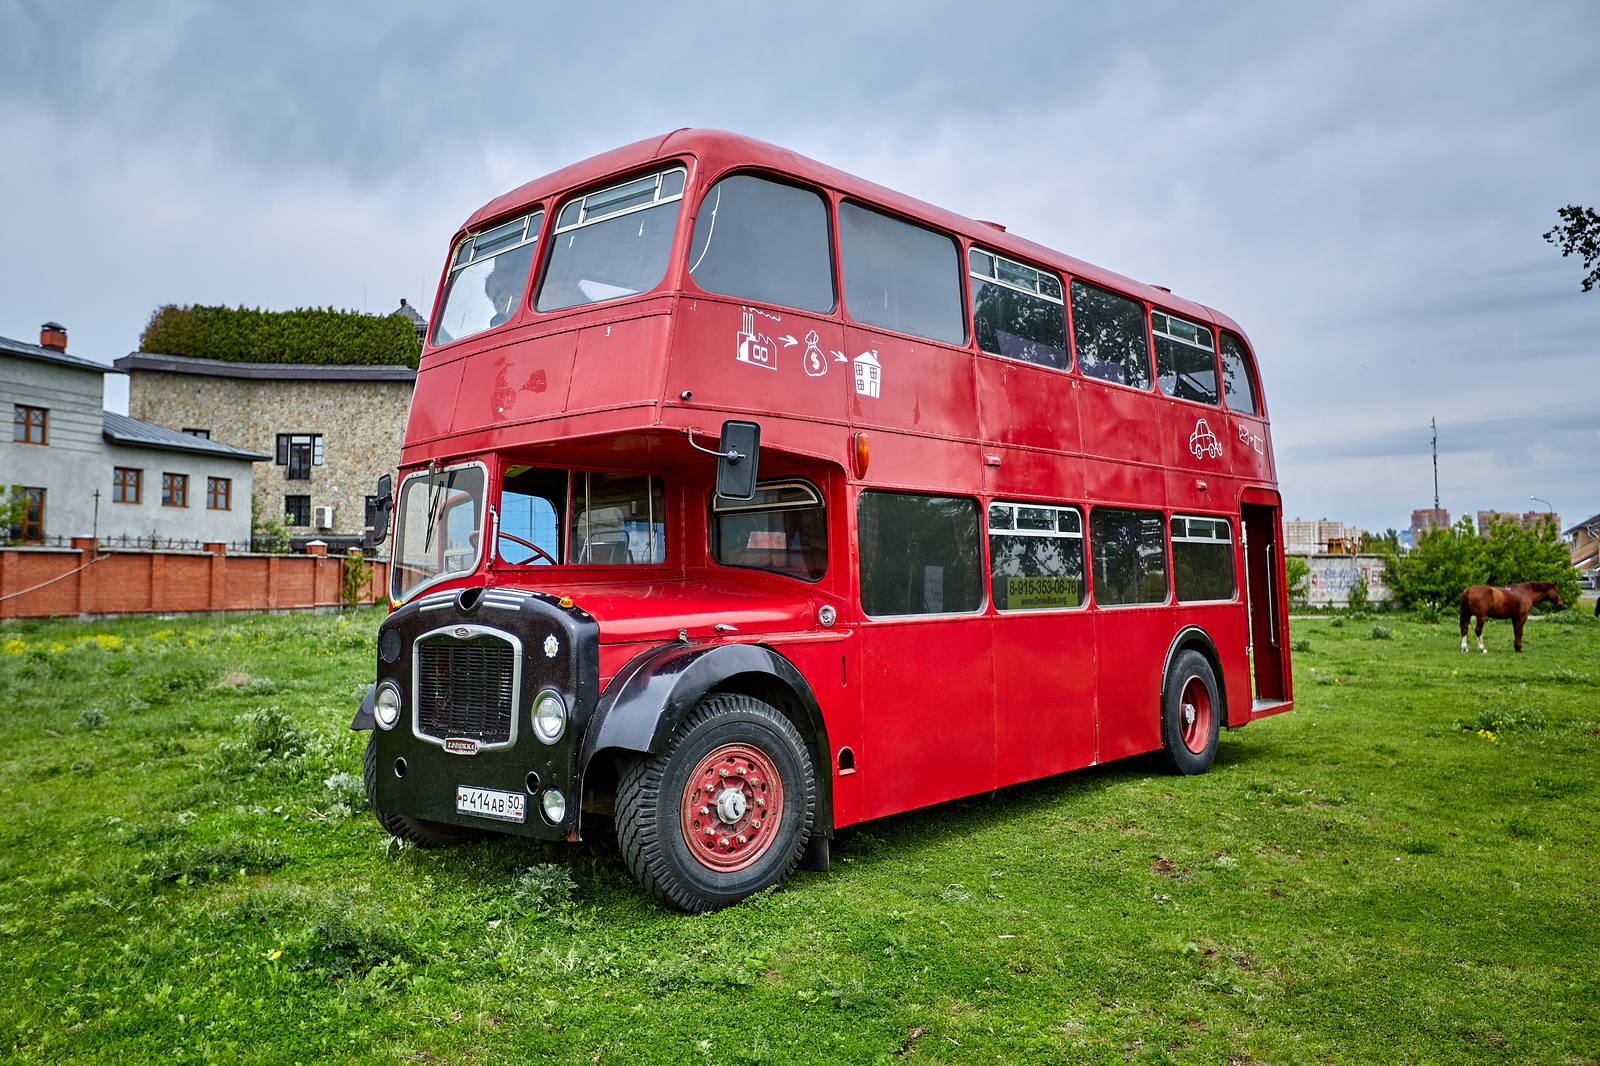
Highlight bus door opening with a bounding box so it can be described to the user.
[1241,501,1289,708]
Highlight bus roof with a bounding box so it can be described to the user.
[458,129,1249,342]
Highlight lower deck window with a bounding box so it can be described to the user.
[1090,507,1167,605]
[988,501,1085,609]
[712,480,826,581]
[858,491,982,616]
[1172,515,1235,601]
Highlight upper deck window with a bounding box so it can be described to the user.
[536,167,687,312]
[969,250,1068,370]
[839,202,965,345]
[1070,281,1151,390]
[1218,332,1260,415]
[688,175,833,313]
[433,209,543,345]
[1152,311,1219,405]
[711,479,827,582]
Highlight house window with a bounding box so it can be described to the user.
[162,473,189,507]
[9,487,44,542]
[284,495,311,526]
[275,434,323,479]
[12,405,47,445]
[113,467,143,504]
[182,428,210,439]
[206,477,231,511]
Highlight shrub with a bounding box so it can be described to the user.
[1368,625,1394,641]
[1291,638,1312,653]
[513,864,577,915]
[140,304,420,368]
[139,835,288,885]
[1348,574,1370,613]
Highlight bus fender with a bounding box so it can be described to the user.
[351,682,376,731]
[1161,626,1229,726]
[580,641,832,833]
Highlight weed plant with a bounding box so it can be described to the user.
[1,609,1596,1063]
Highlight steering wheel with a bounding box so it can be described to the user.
[497,531,556,565]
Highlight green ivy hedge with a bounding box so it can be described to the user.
[139,304,421,368]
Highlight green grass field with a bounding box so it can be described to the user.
[2,607,1596,1064]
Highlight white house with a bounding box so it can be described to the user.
[2,324,267,546]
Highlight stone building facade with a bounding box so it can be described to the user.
[115,352,414,548]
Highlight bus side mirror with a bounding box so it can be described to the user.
[372,474,393,542]
[715,420,760,502]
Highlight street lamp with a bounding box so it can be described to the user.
[1530,495,1552,514]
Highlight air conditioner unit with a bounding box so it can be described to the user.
[313,505,335,530]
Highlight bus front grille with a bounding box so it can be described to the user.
[415,635,517,745]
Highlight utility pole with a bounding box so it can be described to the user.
[1431,417,1440,518]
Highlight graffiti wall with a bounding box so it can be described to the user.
[1295,553,1391,606]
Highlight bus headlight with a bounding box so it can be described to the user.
[374,682,402,730]
[532,690,567,744]
[541,788,567,824]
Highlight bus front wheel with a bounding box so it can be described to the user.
[616,693,815,912]
[1159,650,1221,775]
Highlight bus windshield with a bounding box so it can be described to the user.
[390,464,487,602]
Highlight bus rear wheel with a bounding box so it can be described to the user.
[617,693,815,912]
[1159,650,1221,775]
[362,734,484,848]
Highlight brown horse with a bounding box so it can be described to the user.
[1459,582,1563,653]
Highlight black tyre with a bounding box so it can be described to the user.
[363,733,484,848]
[616,693,815,912]
[1159,649,1221,775]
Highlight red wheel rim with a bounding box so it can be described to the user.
[680,743,784,872]
[1179,675,1213,754]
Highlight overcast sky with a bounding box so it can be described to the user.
[3,0,1596,534]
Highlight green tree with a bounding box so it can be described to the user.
[1543,204,1600,292]
[1,485,28,544]
[250,494,290,554]
[1383,515,1578,609]
[1286,555,1310,607]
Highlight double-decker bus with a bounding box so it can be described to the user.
[356,129,1292,912]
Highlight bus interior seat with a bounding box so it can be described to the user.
[575,505,631,564]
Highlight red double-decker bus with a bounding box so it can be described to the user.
[356,130,1292,912]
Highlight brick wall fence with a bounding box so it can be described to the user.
[0,539,390,620]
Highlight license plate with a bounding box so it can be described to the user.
[455,785,526,823]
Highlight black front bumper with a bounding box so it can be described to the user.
[368,585,599,840]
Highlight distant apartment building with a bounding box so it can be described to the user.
[1284,517,1364,554]
[1409,508,1450,544]
[1475,510,1561,536]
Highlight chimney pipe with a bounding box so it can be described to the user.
[40,322,67,351]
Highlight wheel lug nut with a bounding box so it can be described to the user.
[704,826,714,836]
[698,806,710,816]
[719,837,730,847]
[751,819,761,829]
[756,797,765,807]
[736,835,748,844]
[719,768,729,777]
